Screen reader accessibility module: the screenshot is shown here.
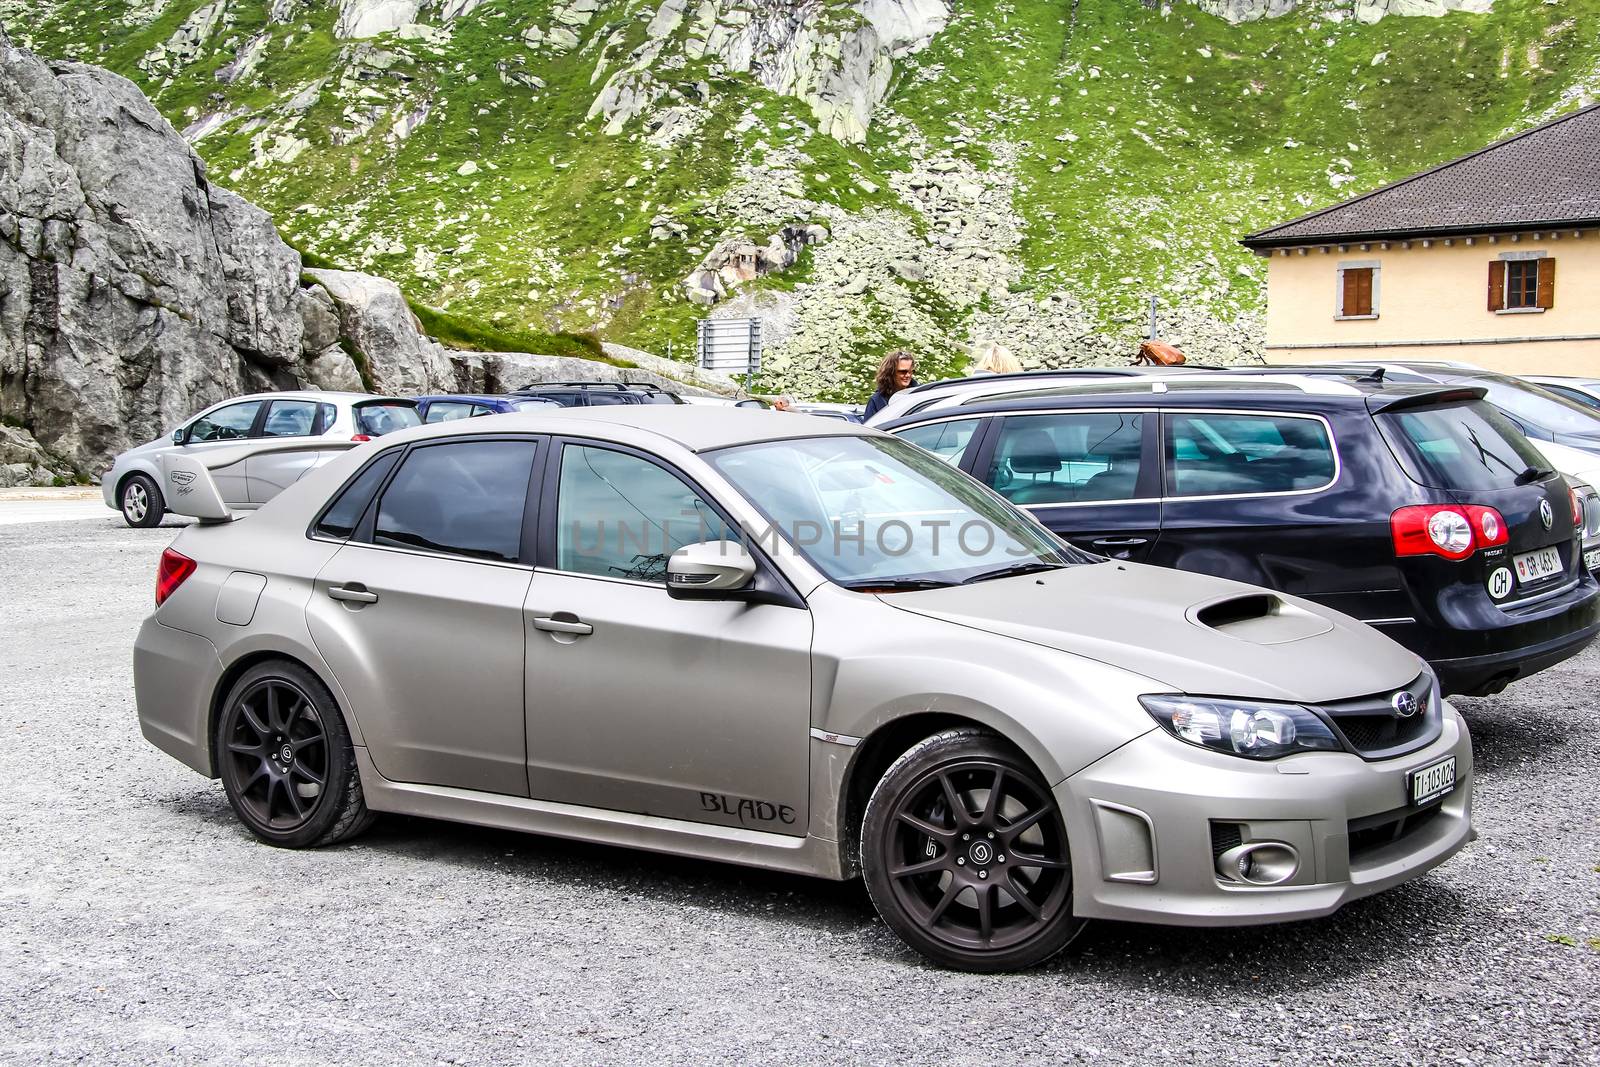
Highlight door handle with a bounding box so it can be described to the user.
[532,615,593,636]
[327,583,379,604]
[1091,537,1149,547]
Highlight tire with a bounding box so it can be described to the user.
[214,659,377,849]
[861,728,1086,972]
[119,473,164,528]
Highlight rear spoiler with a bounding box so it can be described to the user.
[1365,385,1488,415]
[160,439,360,524]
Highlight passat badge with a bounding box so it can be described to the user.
[1539,499,1554,530]
[1391,690,1420,718]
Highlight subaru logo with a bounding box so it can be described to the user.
[1539,499,1554,530]
[1391,691,1420,718]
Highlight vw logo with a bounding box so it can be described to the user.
[1391,691,1420,719]
[1539,499,1554,530]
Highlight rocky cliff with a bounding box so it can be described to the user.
[10,0,1600,402]
[0,28,728,480]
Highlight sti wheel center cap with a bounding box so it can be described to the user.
[274,737,293,765]
[967,840,994,867]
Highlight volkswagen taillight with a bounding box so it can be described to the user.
[155,548,196,606]
[1391,504,1507,560]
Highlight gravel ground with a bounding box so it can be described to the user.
[2,515,1597,1065]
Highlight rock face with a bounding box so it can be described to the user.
[0,32,723,482]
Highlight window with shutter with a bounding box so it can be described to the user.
[1338,266,1375,317]
[1506,260,1540,309]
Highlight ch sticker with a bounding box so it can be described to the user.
[1487,567,1514,600]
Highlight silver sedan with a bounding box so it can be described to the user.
[101,391,419,527]
[134,408,1473,971]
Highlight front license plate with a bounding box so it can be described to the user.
[1409,756,1456,807]
[1585,548,1600,573]
[1513,546,1562,585]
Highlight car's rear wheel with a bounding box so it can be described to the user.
[119,474,164,528]
[215,660,375,848]
[861,728,1085,972]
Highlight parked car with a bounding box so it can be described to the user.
[414,394,561,422]
[139,407,1471,972]
[100,391,419,528]
[512,381,684,407]
[880,376,1600,697]
[1523,375,1600,413]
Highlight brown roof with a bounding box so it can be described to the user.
[1242,102,1600,248]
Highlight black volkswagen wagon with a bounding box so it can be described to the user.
[881,377,1600,696]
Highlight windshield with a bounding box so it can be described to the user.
[708,435,1086,589]
[1472,377,1600,436]
[355,402,422,436]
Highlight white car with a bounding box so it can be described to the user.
[101,391,420,527]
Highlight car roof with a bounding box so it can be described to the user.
[376,404,870,454]
[887,375,1484,418]
[415,394,513,405]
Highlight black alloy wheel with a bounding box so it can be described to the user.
[120,474,164,528]
[862,729,1084,971]
[215,660,375,848]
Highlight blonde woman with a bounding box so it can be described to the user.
[970,340,1022,375]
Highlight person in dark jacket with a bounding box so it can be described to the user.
[863,350,917,420]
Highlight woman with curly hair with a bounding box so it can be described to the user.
[863,349,917,420]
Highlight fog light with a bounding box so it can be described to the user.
[1216,842,1301,886]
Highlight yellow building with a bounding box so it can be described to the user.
[1242,103,1600,376]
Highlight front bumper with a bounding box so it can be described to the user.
[1058,710,1473,927]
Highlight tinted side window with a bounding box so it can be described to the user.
[355,403,422,437]
[424,402,475,424]
[556,445,733,583]
[1165,412,1335,497]
[584,393,634,407]
[372,440,538,562]
[189,401,262,442]
[987,412,1144,505]
[262,399,319,437]
[315,450,402,539]
[897,419,980,466]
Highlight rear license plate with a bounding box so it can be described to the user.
[1513,546,1562,584]
[1409,756,1456,807]
[1585,548,1600,573]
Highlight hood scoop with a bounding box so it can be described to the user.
[1188,593,1333,646]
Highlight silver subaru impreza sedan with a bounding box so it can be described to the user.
[134,407,1473,971]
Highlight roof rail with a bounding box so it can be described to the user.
[515,381,670,392]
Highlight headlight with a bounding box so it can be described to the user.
[1139,695,1342,760]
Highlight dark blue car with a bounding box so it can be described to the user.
[414,394,562,423]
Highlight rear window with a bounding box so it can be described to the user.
[355,402,421,436]
[1377,400,1551,491]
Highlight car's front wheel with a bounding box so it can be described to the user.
[119,474,164,528]
[861,728,1084,971]
[215,660,376,849]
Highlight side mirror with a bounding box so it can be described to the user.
[172,428,187,445]
[667,540,757,599]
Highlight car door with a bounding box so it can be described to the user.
[180,399,264,505]
[1150,408,1346,593]
[245,397,329,504]
[973,410,1161,562]
[305,436,542,796]
[522,439,813,835]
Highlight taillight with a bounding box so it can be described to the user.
[351,434,372,442]
[1572,487,1584,528]
[1391,504,1506,560]
[155,548,196,606]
